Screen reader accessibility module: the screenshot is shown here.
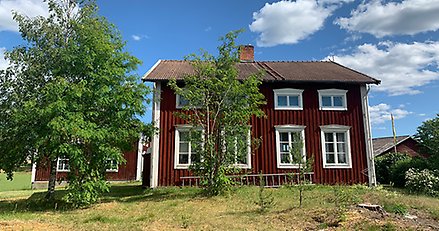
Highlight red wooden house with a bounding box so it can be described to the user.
[142,45,380,188]
[373,135,428,158]
[31,140,146,188]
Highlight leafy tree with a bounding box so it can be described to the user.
[375,152,410,184]
[168,30,265,195]
[0,0,149,206]
[288,133,313,207]
[416,114,439,168]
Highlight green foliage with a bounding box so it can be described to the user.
[405,168,439,196]
[255,173,275,213]
[389,157,428,187]
[383,202,408,216]
[375,152,410,184]
[0,0,149,206]
[168,30,265,196]
[415,114,439,168]
[288,133,314,207]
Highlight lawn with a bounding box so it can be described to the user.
[0,171,31,192]
[0,183,438,230]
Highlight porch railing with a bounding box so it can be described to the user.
[180,172,314,188]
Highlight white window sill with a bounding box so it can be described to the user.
[57,170,70,172]
[277,164,303,169]
[323,164,352,169]
[106,170,119,173]
[233,164,251,169]
[320,107,347,111]
[175,165,190,169]
[274,107,303,110]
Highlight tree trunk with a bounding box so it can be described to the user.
[45,159,57,200]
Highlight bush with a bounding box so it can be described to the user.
[389,157,428,187]
[405,168,439,196]
[375,152,410,184]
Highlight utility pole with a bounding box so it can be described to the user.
[391,113,397,153]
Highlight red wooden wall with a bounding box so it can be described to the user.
[382,139,428,158]
[157,81,369,186]
[35,145,139,181]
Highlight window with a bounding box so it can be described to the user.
[227,129,251,169]
[176,94,189,108]
[106,159,119,172]
[320,125,352,168]
[318,89,348,110]
[174,125,203,169]
[57,157,70,172]
[275,125,306,168]
[274,88,304,110]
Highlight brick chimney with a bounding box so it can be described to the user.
[239,45,254,62]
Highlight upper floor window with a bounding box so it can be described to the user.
[274,125,306,168]
[320,125,352,168]
[174,125,203,169]
[318,89,348,110]
[274,88,304,110]
[176,94,190,109]
[57,157,70,172]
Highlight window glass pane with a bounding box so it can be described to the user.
[179,154,189,164]
[236,153,247,164]
[291,132,300,142]
[336,132,345,142]
[279,132,288,142]
[322,96,332,106]
[281,153,290,164]
[280,143,289,152]
[179,142,189,152]
[333,96,343,107]
[288,95,299,106]
[325,132,333,142]
[337,153,347,164]
[178,95,189,106]
[278,95,287,106]
[325,143,334,152]
[337,143,346,153]
[179,131,189,141]
[191,153,200,163]
[326,153,335,163]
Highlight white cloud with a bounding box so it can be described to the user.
[328,41,439,95]
[204,26,212,32]
[132,34,149,41]
[335,0,439,37]
[0,48,9,70]
[369,103,411,125]
[0,0,49,32]
[249,0,342,47]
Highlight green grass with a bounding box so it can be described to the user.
[0,171,31,192]
[0,183,438,230]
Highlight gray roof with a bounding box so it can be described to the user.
[372,135,411,157]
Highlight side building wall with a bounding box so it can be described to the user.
[155,81,369,186]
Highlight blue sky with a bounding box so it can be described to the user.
[1,0,439,138]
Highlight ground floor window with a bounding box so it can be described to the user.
[320,125,352,168]
[275,125,306,168]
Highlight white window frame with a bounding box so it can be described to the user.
[318,89,348,111]
[320,125,352,169]
[274,88,304,110]
[232,128,252,169]
[56,157,70,172]
[174,125,203,169]
[275,125,306,169]
[105,159,119,172]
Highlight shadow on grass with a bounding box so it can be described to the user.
[0,184,204,213]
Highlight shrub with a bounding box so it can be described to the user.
[389,157,428,187]
[375,152,410,184]
[405,168,439,196]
